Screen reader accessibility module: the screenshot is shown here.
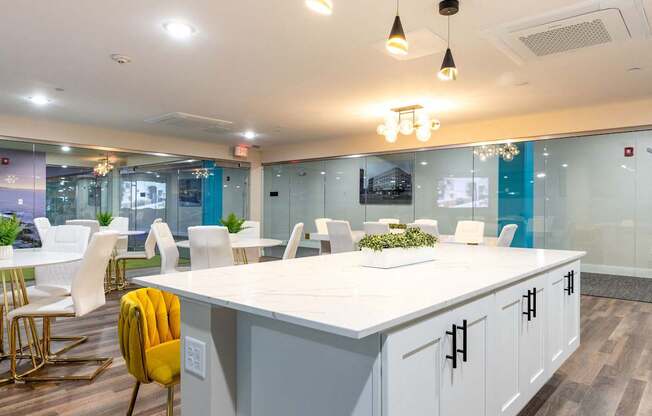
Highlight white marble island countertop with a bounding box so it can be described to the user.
[134,245,585,339]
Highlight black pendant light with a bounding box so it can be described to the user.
[438,0,459,81]
[386,0,408,55]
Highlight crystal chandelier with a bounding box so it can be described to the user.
[474,143,520,162]
[93,155,114,176]
[376,105,441,143]
[192,168,210,179]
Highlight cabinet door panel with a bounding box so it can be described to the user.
[520,278,547,397]
[440,295,492,416]
[547,267,566,375]
[382,313,448,416]
[564,262,581,352]
[494,283,527,416]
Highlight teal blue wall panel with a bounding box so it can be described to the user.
[201,161,223,225]
[498,143,534,248]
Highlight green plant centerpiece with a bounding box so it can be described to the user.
[358,228,437,251]
[96,212,113,227]
[219,212,248,234]
[0,215,22,259]
[358,228,438,268]
[388,223,407,230]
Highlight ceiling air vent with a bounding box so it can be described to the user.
[483,0,651,64]
[145,112,233,133]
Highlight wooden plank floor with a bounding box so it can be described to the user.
[0,293,650,415]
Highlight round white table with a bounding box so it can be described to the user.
[176,237,283,264]
[0,249,82,385]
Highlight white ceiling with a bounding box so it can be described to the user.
[2,0,652,147]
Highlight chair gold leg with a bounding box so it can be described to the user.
[12,316,112,383]
[127,381,140,416]
[167,386,174,416]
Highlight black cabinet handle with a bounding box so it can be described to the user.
[523,290,532,321]
[570,270,575,294]
[531,287,537,318]
[564,272,572,295]
[457,320,468,363]
[446,324,458,369]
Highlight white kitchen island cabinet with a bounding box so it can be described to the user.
[135,245,585,416]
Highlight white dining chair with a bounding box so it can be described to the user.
[283,223,304,260]
[109,216,129,254]
[29,225,91,301]
[8,231,119,382]
[326,220,356,254]
[188,226,234,271]
[239,220,261,263]
[66,220,100,241]
[454,220,485,244]
[363,221,390,236]
[314,218,332,234]
[408,221,440,236]
[378,218,400,224]
[152,222,184,274]
[34,217,51,243]
[496,224,518,247]
[115,218,162,281]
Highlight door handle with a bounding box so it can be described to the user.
[446,324,458,369]
[523,290,532,321]
[564,272,572,295]
[457,319,468,363]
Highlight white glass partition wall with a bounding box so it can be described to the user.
[263,129,652,279]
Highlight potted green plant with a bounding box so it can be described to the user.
[0,215,22,259]
[96,212,113,229]
[358,227,438,268]
[218,213,248,240]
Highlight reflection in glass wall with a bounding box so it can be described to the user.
[262,129,652,280]
[0,137,250,249]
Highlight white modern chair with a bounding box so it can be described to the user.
[239,220,261,263]
[496,224,518,247]
[454,220,485,244]
[115,218,162,281]
[326,220,356,254]
[363,221,390,236]
[152,222,184,274]
[283,223,304,260]
[378,218,400,224]
[66,220,100,241]
[188,226,234,271]
[8,231,119,382]
[408,221,440,236]
[109,216,129,254]
[29,225,91,300]
[34,217,51,243]
[314,218,332,234]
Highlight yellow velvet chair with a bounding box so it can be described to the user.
[119,288,181,416]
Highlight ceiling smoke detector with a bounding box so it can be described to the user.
[110,54,132,64]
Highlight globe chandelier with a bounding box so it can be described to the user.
[376,105,441,143]
[474,143,521,162]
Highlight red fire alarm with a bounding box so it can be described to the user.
[1,157,9,165]
[624,147,634,157]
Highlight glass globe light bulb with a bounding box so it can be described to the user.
[399,118,414,135]
[416,126,431,142]
[376,124,387,136]
[384,129,398,143]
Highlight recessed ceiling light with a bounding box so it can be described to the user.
[152,152,171,157]
[242,131,257,140]
[163,21,196,39]
[27,95,51,106]
[61,146,71,152]
[61,165,68,168]
[305,0,333,15]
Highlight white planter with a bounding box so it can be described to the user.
[0,245,14,260]
[361,246,436,269]
[229,233,239,242]
[100,226,110,231]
